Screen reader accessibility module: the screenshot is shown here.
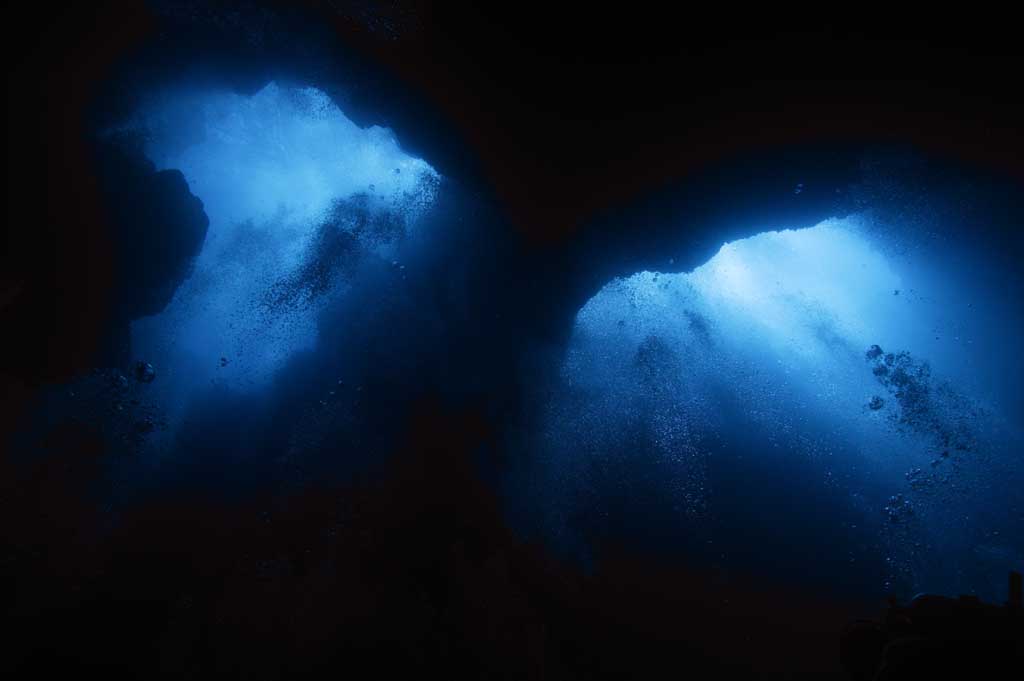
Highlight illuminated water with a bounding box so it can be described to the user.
[527,216,1023,599]
[115,82,438,428]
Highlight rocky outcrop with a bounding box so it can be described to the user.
[95,139,208,325]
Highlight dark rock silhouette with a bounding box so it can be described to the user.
[841,573,1024,680]
[94,138,208,324]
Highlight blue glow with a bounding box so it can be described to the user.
[117,82,438,429]
[136,82,436,232]
[537,216,1023,599]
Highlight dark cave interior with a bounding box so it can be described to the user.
[4,3,1023,679]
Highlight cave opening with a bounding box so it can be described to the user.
[522,215,1024,601]
[109,80,440,426]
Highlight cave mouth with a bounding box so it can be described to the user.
[528,215,1023,601]
[111,80,440,420]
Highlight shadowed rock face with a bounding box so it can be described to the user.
[95,140,209,324]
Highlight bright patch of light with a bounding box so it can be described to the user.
[117,81,439,428]
[545,216,1023,599]
[135,81,437,264]
[685,219,903,358]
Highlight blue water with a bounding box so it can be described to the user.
[61,81,1024,605]
[112,81,439,434]
[524,216,1023,601]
